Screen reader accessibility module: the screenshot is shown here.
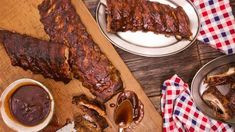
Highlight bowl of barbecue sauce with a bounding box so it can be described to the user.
[0,79,54,132]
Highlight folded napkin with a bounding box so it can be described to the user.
[161,75,234,132]
[191,0,235,54]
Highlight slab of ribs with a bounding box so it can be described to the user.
[0,0,123,103]
[0,30,72,83]
[38,0,123,102]
[105,0,192,39]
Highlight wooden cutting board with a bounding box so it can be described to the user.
[0,0,162,131]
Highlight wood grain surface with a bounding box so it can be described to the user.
[83,0,234,113]
[0,0,162,131]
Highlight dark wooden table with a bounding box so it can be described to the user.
[84,0,235,113]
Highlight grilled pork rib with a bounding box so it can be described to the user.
[205,67,235,86]
[72,94,108,132]
[38,0,123,102]
[106,0,192,39]
[227,90,235,114]
[202,87,232,121]
[72,94,106,117]
[0,30,72,83]
[202,67,235,121]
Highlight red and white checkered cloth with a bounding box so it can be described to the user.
[161,75,234,132]
[192,0,235,54]
[161,1,235,131]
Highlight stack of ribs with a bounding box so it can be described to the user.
[0,0,123,103]
[202,67,235,121]
[72,94,108,131]
[105,0,192,40]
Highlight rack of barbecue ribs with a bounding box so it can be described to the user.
[0,30,72,83]
[38,0,123,102]
[105,0,192,40]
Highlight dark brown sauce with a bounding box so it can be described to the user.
[114,91,144,129]
[9,85,51,126]
[114,100,133,127]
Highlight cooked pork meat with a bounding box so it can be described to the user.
[72,94,106,117]
[105,0,192,39]
[202,67,235,121]
[0,30,72,83]
[205,67,235,86]
[72,95,108,132]
[73,109,108,132]
[38,0,123,102]
[202,87,232,121]
[227,90,235,114]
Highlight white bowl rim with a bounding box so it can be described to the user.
[0,78,54,132]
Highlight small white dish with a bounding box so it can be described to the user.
[0,78,54,132]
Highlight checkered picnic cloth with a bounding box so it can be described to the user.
[161,75,234,132]
[191,0,235,54]
[161,1,235,131]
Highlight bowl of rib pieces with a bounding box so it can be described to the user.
[191,54,235,124]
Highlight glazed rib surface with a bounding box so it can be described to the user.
[106,0,192,39]
[38,0,123,102]
[0,30,72,83]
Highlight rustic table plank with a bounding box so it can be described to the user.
[117,43,201,111]
[84,0,233,113]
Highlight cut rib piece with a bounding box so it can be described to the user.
[226,90,235,114]
[0,30,72,83]
[105,0,192,39]
[202,87,232,121]
[73,108,108,132]
[38,0,123,102]
[232,83,235,89]
[72,94,108,132]
[72,94,106,117]
[205,67,235,86]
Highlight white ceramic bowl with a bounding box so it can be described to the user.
[0,78,54,132]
